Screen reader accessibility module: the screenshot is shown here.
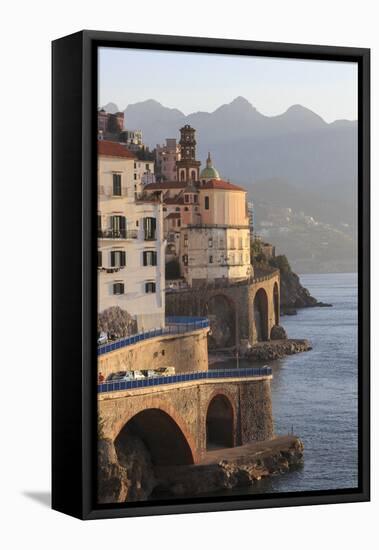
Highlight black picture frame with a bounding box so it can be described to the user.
[52,30,370,520]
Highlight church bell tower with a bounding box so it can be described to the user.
[176,125,201,182]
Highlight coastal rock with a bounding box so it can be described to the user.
[115,429,157,502]
[246,339,312,362]
[98,439,129,504]
[270,325,288,340]
[153,437,304,498]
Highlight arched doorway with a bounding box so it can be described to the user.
[115,408,194,466]
[253,288,269,341]
[206,395,234,450]
[273,282,279,325]
[206,294,236,349]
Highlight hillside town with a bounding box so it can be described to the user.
[97,109,287,349]
[97,109,311,503]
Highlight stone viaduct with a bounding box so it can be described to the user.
[99,373,273,468]
[165,268,280,349]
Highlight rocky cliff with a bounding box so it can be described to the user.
[254,255,331,314]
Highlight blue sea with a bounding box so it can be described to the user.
[223,272,359,495]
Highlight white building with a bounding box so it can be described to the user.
[98,141,165,331]
[181,225,251,287]
[133,159,155,197]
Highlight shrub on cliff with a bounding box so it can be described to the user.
[98,306,137,338]
[269,254,292,274]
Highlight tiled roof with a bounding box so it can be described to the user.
[98,140,136,159]
[164,196,184,205]
[200,179,245,191]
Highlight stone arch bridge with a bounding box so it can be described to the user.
[99,372,273,475]
[166,268,280,349]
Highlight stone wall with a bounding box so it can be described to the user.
[98,327,209,379]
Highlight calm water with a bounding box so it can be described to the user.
[224,272,359,494]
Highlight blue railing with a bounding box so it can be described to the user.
[98,317,210,356]
[98,366,272,393]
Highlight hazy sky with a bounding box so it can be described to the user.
[99,47,358,123]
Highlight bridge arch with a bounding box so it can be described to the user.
[253,287,269,341]
[206,393,235,450]
[115,408,195,466]
[273,282,279,325]
[206,293,236,349]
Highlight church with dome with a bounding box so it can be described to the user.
[144,125,253,286]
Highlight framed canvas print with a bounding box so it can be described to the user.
[52,31,370,520]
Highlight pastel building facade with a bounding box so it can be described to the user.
[156,138,181,182]
[98,141,165,331]
[181,180,252,286]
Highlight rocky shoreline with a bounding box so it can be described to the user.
[245,339,312,362]
[154,436,304,498]
[98,435,304,503]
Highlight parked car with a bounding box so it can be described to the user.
[132,370,146,380]
[155,366,175,376]
[141,369,159,378]
[106,371,134,382]
[97,331,108,345]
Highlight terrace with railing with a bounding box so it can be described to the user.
[98,228,138,240]
[97,316,210,356]
[98,366,272,393]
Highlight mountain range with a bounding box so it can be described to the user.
[102,98,357,273]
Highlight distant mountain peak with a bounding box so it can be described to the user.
[230,96,252,107]
[280,104,326,126]
[101,101,120,114]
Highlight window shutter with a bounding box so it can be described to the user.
[152,252,157,266]
[98,251,102,267]
[120,216,126,230]
[120,251,126,267]
[110,251,115,267]
[143,251,147,266]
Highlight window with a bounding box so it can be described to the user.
[184,194,190,203]
[184,235,188,247]
[97,214,102,232]
[134,162,137,169]
[112,173,121,196]
[111,215,126,238]
[110,250,126,268]
[193,195,198,203]
[97,251,102,267]
[205,196,209,210]
[191,170,196,180]
[134,173,137,180]
[184,207,189,212]
[208,238,213,248]
[143,217,157,240]
[180,171,185,181]
[177,219,181,227]
[143,250,157,266]
[209,255,213,264]
[145,282,156,293]
[113,282,125,295]
[145,163,149,170]
[175,207,180,212]
[182,254,188,265]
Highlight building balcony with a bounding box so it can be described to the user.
[144,232,157,241]
[98,229,138,240]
